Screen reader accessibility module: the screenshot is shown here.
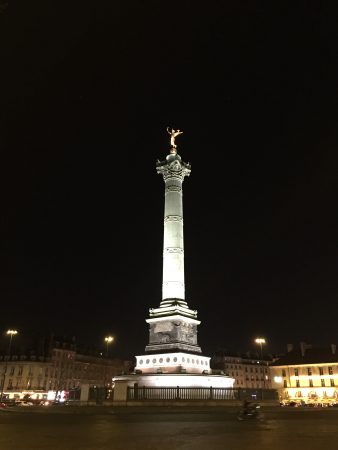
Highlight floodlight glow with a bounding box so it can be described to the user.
[6,330,18,336]
[113,373,235,389]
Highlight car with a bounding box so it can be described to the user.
[0,402,8,408]
[281,401,300,407]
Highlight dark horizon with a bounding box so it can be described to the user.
[1,2,338,360]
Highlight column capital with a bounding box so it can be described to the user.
[156,153,191,181]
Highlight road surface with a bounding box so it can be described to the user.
[0,405,337,450]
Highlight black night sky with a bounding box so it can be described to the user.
[1,2,338,360]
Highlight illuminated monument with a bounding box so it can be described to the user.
[113,129,234,393]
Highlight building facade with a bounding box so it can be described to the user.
[211,351,272,389]
[0,337,130,403]
[270,343,338,405]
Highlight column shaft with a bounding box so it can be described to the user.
[162,176,185,300]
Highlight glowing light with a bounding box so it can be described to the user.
[6,330,18,336]
[47,390,67,402]
[104,336,114,357]
[274,376,283,383]
[113,373,235,388]
[135,352,211,373]
[254,338,266,365]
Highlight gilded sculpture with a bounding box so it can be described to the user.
[167,127,183,149]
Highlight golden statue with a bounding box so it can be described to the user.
[167,127,183,148]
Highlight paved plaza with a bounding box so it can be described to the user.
[0,406,337,450]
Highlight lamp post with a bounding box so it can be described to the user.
[255,337,266,390]
[0,330,18,402]
[104,336,114,358]
[255,338,266,359]
[103,336,114,401]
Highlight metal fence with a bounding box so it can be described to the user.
[127,386,278,401]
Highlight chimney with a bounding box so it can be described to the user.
[287,344,293,352]
[331,344,336,355]
[300,342,312,357]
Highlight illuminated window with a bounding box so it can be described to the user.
[321,379,325,387]
[309,379,313,387]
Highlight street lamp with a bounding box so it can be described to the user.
[104,336,114,358]
[255,337,266,389]
[255,337,266,359]
[0,329,18,402]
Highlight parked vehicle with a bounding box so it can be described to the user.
[16,401,34,406]
[280,400,300,407]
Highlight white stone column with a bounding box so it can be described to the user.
[156,151,191,304]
